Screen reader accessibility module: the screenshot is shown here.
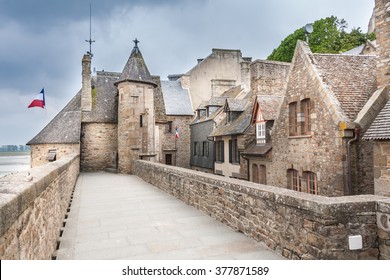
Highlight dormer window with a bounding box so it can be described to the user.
[256,122,266,145]
[226,110,232,124]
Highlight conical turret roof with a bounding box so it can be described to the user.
[115,39,157,87]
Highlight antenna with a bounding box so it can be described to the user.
[304,23,313,44]
[85,3,95,57]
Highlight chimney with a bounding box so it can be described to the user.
[81,54,92,112]
[240,58,252,93]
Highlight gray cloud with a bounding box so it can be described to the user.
[0,0,374,145]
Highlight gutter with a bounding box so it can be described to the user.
[347,128,360,195]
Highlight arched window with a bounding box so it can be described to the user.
[287,169,301,191]
[259,165,267,185]
[252,164,259,183]
[304,171,317,194]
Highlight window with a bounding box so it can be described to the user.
[165,154,172,165]
[165,121,173,133]
[259,165,267,185]
[193,142,199,156]
[202,141,209,157]
[301,99,311,135]
[252,164,259,183]
[288,169,301,192]
[216,141,224,162]
[227,111,232,124]
[305,172,317,194]
[229,139,240,164]
[256,122,266,145]
[289,102,298,136]
[140,114,143,127]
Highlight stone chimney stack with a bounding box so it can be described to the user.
[240,58,252,93]
[81,54,92,112]
[375,0,390,88]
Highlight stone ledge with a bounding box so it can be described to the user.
[0,153,80,237]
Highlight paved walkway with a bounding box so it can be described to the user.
[56,172,284,260]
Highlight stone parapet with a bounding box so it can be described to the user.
[133,160,390,260]
[0,153,80,259]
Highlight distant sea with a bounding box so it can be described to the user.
[0,153,30,177]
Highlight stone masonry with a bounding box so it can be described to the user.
[0,153,79,259]
[375,0,390,88]
[250,59,290,95]
[80,123,118,171]
[30,143,80,168]
[133,160,390,260]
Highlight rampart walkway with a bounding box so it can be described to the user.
[56,172,284,260]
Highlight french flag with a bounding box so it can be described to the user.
[175,126,179,139]
[28,88,45,109]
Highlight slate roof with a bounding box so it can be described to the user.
[161,80,193,116]
[196,101,208,110]
[313,54,377,122]
[254,95,282,121]
[27,93,81,145]
[225,98,249,112]
[83,71,119,123]
[207,97,227,107]
[363,100,390,140]
[116,42,157,87]
[221,86,243,98]
[153,76,167,123]
[241,141,272,156]
[210,99,252,137]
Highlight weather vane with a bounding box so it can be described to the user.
[85,4,95,57]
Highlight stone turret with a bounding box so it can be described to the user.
[115,39,157,174]
[375,0,390,88]
[81,54,92,112]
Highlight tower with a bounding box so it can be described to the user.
[375,0,390,87]
[115,39,157,174]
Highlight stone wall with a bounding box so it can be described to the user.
[30,143,80,168]
[0,153,79,259]
[269,43,346,196]
[250,59,290,95]
[160,115,193,169]
[373,142,390,197]
[187,49,245,110]
[375,0,390,88]
[80,123,117,171]
[133,160,390,260]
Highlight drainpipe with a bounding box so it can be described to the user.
[347,128,360,195]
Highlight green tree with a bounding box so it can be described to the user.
[267,16,374,62]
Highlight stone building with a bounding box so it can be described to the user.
[180,48,251,111]
[209,97,252,178]
[241,95,282,184]
[363,95,390,197]
[28,40,193,172]
[190,86,244,173]
[361,0,390,198]
[269,41,379,196]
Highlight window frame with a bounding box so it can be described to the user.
[305,171,317,194]
[256,122,266,144]
[289,102,298,136]
[288,169,301,192]
[165,121,173,133]
[215,140,225,163]
[301,99,311,135]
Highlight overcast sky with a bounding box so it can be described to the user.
[0,0,374,145]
